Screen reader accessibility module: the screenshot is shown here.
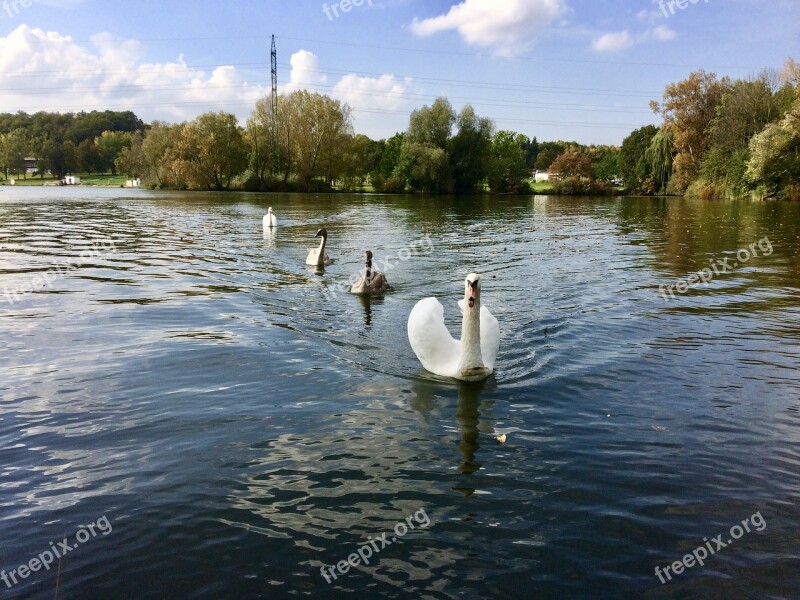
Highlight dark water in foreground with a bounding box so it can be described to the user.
[1,187,799,599]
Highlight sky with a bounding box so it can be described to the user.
[0,0,797,145]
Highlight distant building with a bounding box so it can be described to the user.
[125,178,142,188]
[64,176,81,185]
[535,170,559,183]
[23,157,38,175]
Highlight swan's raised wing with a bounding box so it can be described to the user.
[479,306,500,370]
[408,297,460,378]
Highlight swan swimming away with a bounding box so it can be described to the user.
[351,250,390,294]
[306,228,333,267]
[263,207,277,230]
[408,273,499,382]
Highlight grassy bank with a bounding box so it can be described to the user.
[0,174,128,187]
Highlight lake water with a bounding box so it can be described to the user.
[1,187,799,599]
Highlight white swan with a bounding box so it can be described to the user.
[351,250,390,294]
[306,228,332,267]
[263,207,277,230]
[408,273,499,382]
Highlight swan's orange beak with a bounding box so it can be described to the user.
[468,281,478,308]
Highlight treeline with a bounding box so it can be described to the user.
[0,94,621,194]
[619,57,800,200]
[0,110,144,178]
[115,93,622,194]
[4,56,797,198]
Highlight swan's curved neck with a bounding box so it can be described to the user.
[459,303,483,370]
[318,234,326,253]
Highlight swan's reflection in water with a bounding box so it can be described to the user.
[356,293,385,328]
[262,227,276,248]
[410,378,498,478]
[454,380,483,475]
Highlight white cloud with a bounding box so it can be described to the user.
[636,7,663,25]
[410,0,567,57]
[0,25,266,123]
[650,24,676,41]
[284,49,411,110]
[332,73,411,111]
[591,25,676,53]
[283,49,327,92]
[591,30,633,53]
[283,49,413,138]
[0,27,413,137]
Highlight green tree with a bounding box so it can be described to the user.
[246,96,279,187]
[68,110,144,144]
[550,147,592,178]
[33,136,68,179]
[746,95,800,197]
[645,129,674,194]
[651,70,732,192]
[77,139,100,174]
[395,97,457,193]
[140,122,181,188]
[174,112,248,191]
[95,131,133,175]
[338,133,381,190]
[0,129,28,178]
[619,125,659,192]
[115,133,145,178]
[527,136,539,167]
[699,71,795,193]
[407,97,455,149]
[449,105,494,193]
[276,90,353,190]
[376,132,404,178]
[534,141,569,171]
[395,142,452,193]
[62,140,79,175]
[489,130,531,193]
[589,146,621,182]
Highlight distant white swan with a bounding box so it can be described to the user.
[408,273,499,381]
[351,250,390,294]
[306,228,332,267]
[263,207,277,230]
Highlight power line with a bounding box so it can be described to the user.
[276,35,756,72]
[0,97,645,129]
[0,59,662,97]
[6,30,754,71]
[0,79,654,114]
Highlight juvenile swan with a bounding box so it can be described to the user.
[351,250,390,294]
[263,207,277,230]
[407,273,499,381]
[306,228,332,267]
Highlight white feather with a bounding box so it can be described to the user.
[409,293,499,381]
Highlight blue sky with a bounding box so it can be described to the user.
[0,0,797,144]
